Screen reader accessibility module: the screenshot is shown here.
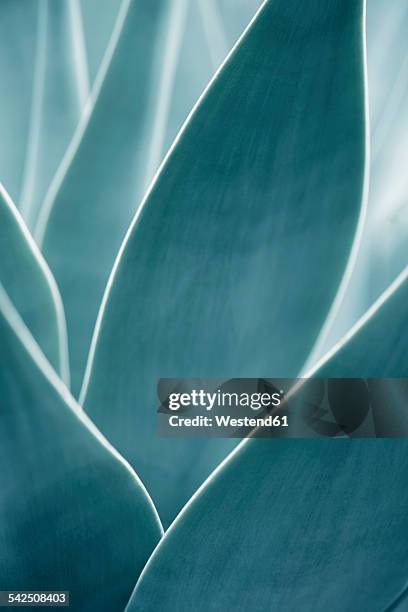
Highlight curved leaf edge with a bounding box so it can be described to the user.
[303,0,370,373]
[0,182,70,385]
[34,0,131,245]
[128,264,408,606]
[80,0,368,405]
[0,281,163,537]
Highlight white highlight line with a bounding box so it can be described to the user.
[19,0,47,223]
[142,0,189,193]
[1,182,70,387]
[198,0,229,71]
[0,281,163,537]
[68,0,90,110]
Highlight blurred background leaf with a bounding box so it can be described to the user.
[34,0,264,396]
[36,0,171,393]
[18,0,89,229]
[307,0,408,365]
[128,268,408,612]
[0,184,69,383]
[80,0,121,83]
[218,0,263,45]
[0,0,37,204]
[82,0,366,527]
[317,268,408,377]
[0,286,162,612]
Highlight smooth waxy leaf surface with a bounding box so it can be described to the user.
[0,185,68,383]
[128,267,408,612]
[37,0,170,393]
[154,0,216,185]
[19,0,88,228]
[80,0,121,82]
[218,0,263,46]
[83,0,366,526]
[165,0,263,156]
[37,0,263,395]
[0,290,162,612]
[312,0,408,359]
[386,577,408,611]
[364,0,408,297]
[0,0,37,202]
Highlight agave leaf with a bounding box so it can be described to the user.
[80,0,122,82]
[0,287,162,611]
[37,0,256,395]
[0,184,69,383]
[165,0,262,156]
[18,0,89,228]
[0,0,88,226]
[316,269,408,377]
[198,0,229,67]
[218,0,263,45]
[386,580,408,611]
[82,0,366,526]
[308,0,408,361]
[140,0,192,193]
[127,267,408,612]
[0,0,37,202]
[365,0,408,293]
[36,0,172,393]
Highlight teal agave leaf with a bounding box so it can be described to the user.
[159,0,219,175]
[19,0,89,227]
[386,576,408,611]
[36,0,268,396]
[127,268,408,612]
[80,0,122,82]
[365,0,408,295]
[308,0,408,361]
[0,288,162,611]
[18,0,89,229]
[36,0,174,394]
[218,0,263,45]
[0,184,69,383]
[167,0,263,157]
[82,0,367,527]
[0,0,37,203]
[316,268,408,378]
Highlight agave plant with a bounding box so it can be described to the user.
[0,0,407,610]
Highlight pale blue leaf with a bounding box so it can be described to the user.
[80,0,122,82]
[0,0,37,202]
[0,288,162,611]
[19,0,89,228]
[310,0,408,361]
[82,0,366,526]
[36,0,171,393]
[128,267,408,612]
[218,0,263,46]
[36,0,262,395]
[0,184,69,383]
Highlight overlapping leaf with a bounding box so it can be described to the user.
[19,0,88,228]
[82,0,366,526]
[310,0,408,361]
[0,0,37,202]
[80,0,121,82]
[37,0,171,393]
[128,268,408,612]
[218,0,263,45]
[0,288,162,612]
[0,185,69,382]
